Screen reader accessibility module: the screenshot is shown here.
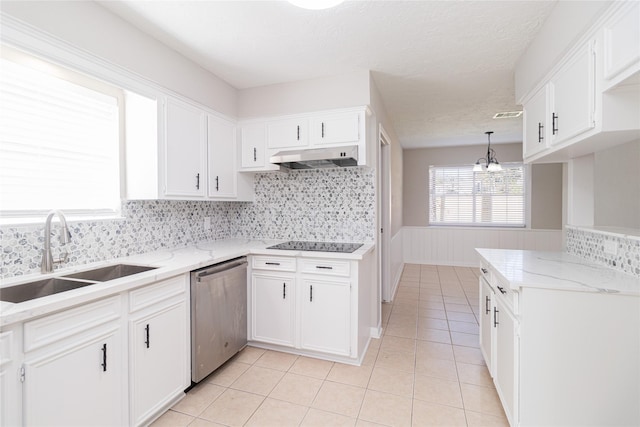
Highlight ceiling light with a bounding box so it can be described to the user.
[493,111,523,119]
[473,131,502,172]
[288,0,345,10]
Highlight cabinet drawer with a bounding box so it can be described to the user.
[479,261,492,284]
[493,275,519,315]
[300,258,350,277]
[252,256,296,272]
[129,274,187,313]
[24,296,121,352]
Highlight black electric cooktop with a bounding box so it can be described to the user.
[267,241,363,253]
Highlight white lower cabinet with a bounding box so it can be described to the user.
[129,296,188,426]
[479,274,495,374]
[493,296,518,425]
[24,325,124,427]
[251,273,295,347]
[479,260,639,426]
[5,274,190,426]
[249,254,369,363]
[299,277,350,356]
[21,295,125,426]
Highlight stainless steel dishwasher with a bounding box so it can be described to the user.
[190,256,247,383]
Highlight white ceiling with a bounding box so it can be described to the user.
[98,0,557,149]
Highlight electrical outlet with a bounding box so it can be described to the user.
[603,240,617,255]
[203,217,211,231]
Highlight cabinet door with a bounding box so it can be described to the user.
[240,124,266,169]
[207,115,237,198]
[267,118,308,149]
[479,276,494,376]
[549,41,596,145]
[252,273,295,346]
[300,278,350,356]
[130,300,188,426]
[603,1,640,84]
[164,97,206,197]
[523,85,549,158]
[23,326,124,427]
[494,298,518,426]
[310,112,360,145]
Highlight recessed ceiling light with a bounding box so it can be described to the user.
[493,111,523,119]
[288,0,345,10]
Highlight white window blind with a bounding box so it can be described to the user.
[0,52,121,217]
[429,163,525,227]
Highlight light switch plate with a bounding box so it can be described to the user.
[203,217,211,230]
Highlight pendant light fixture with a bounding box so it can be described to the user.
[288,0,345,10]
[473,131,502,172]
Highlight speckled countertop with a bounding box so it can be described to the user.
[476,248,640,296]
[0,238,374,327]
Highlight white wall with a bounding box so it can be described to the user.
[237,70,370,118]
[1,0,237,116]
[594,140,640,230]
[370,75,403,237]
[514,1,611,102]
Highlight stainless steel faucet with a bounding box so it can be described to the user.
[41,210,72,273]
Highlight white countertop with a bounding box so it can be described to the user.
[476,248,640,296]
[0,238,374,327]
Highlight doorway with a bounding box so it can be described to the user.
[378,124,391,302]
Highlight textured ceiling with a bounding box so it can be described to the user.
[98,0,556,148]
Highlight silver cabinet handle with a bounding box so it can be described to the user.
[253,147,257,162]
[196,173,200,190]
[144,324,150,348]
[265,262,280,266]
[316,266,333,270]
[283,283,286,299]
[310,285,313,302]
[485,296,491,314]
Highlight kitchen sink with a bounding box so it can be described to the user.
[0,278,95,303]
[62,264,157,282]
[0,264,157,304]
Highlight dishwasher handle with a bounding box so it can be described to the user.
[195,258,247,282]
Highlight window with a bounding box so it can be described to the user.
[429,163,525,227]
[0,46,123,219]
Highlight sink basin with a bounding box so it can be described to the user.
[0,278,95,303]
[62,264,157,282]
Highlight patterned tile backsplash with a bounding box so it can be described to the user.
[0,167,375,278]
[565,226,640,278]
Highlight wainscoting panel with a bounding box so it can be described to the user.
[387,230,404,302]
[402,227,563,267]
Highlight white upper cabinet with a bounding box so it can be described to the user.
[164,97,207,198]
[267,118,309,149]
[523,85,549,158]
[549,41,596,146]
[240,124,266,169]
[310,112,360,146]
[519,1,640,163]
[238,123,278,172]
[602,1,640,89]
[207,115,237,198]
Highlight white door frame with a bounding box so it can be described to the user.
[378,124,392,302]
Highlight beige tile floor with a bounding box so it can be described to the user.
[152,264,509,427]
